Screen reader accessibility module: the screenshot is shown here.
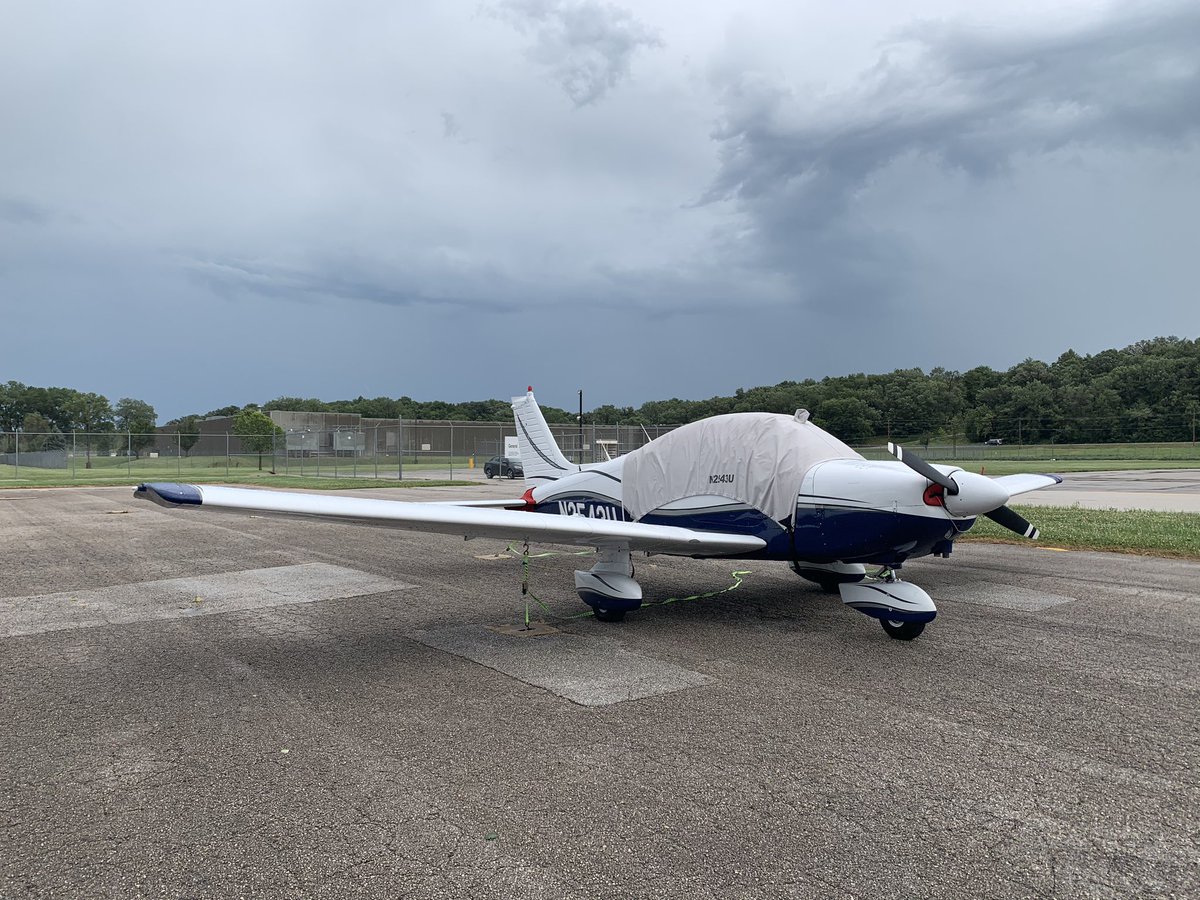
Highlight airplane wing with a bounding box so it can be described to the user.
[990,473,1064,497]
[134,483,765,556]
[425,499,529,508]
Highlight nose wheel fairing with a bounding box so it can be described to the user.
[838,579,937,625]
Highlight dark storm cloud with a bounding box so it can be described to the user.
[705,2,1200,310]
[188,249,777,320]
[494,0,662,106]
[188,258,524,314]
[0,196,54,226]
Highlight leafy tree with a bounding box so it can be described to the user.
[19,412,61,452]
[65,392,114,468]
[114,397,158,458]
[164,415,202,456]
[264,397,330,413]
[815,397,879,444]
[233,408,283,470]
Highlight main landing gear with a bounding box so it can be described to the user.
[791,561,866,594]
[575,548,642,622]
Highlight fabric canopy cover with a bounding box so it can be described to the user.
[621,412,862,523]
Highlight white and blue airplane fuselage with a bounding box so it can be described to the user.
[136,389,1061,641]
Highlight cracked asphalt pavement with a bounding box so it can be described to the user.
[1,484,1197,898]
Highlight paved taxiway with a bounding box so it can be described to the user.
[1021,468,1200,513]
[1,480,1197,898]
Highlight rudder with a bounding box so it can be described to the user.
[511,388,576,485]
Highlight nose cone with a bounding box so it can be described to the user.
[943,471,1011,517]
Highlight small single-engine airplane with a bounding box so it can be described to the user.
[136,389,1062,640]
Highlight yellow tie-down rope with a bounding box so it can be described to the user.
[506,541,752,628]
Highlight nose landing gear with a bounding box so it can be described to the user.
[836,565,937,640]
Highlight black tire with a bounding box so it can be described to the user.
[881,619,926,641]
[485,471,494,479]
[594,607,626,623]
[791,562,856,595]
[508,468,517,479]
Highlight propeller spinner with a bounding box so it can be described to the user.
[887,442,1042,540]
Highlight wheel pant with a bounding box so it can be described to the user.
[506,541,752,627]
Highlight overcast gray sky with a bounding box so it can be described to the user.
[2,0,1197,419]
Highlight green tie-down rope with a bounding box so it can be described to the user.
[505,541,752,627]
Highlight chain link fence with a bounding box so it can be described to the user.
[3,422,1198,483]
[0,421,685,482]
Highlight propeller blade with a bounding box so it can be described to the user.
[887,442,958,494]
[984,505,1041,540]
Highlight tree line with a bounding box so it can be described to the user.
[0,386,279,467]
[586,336,1200,445]
[4,336,1198,451]
[256,336,1200,444]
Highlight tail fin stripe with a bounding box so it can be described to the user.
[516,417,570,472]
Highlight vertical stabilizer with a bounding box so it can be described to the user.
[511,388,576,484]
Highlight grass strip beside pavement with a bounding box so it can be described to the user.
[922,458,1200,475]
[960,504,1200,559]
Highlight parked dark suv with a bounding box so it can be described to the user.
[484,456,523,479]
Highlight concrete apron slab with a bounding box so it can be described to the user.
[941,581,1075,611]
[0,563,410,637]
[413,624,713,707]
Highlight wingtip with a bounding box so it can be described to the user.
[134,482,202,507]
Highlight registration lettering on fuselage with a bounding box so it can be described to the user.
[556,500,624,521]
[708,474,735,484]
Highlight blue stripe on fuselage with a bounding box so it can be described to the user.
[537,496,971,565]
[640,506,791,558]
[793,505,969,565]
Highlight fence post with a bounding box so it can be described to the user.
[177,432,182,477]
[72,431,76,479]
[127,430,132,477]
[398,421,403,481]
[14,430,18,478]
[226,433,230,478]
[449,422,454,481]
[374,425,379,480]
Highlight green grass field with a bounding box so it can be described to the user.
[961,504,1200,559]
[5,446,1198,487]
[4,447,1199,559]
[0,453,487,487]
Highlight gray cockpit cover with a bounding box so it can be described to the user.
[622,413,862,523]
